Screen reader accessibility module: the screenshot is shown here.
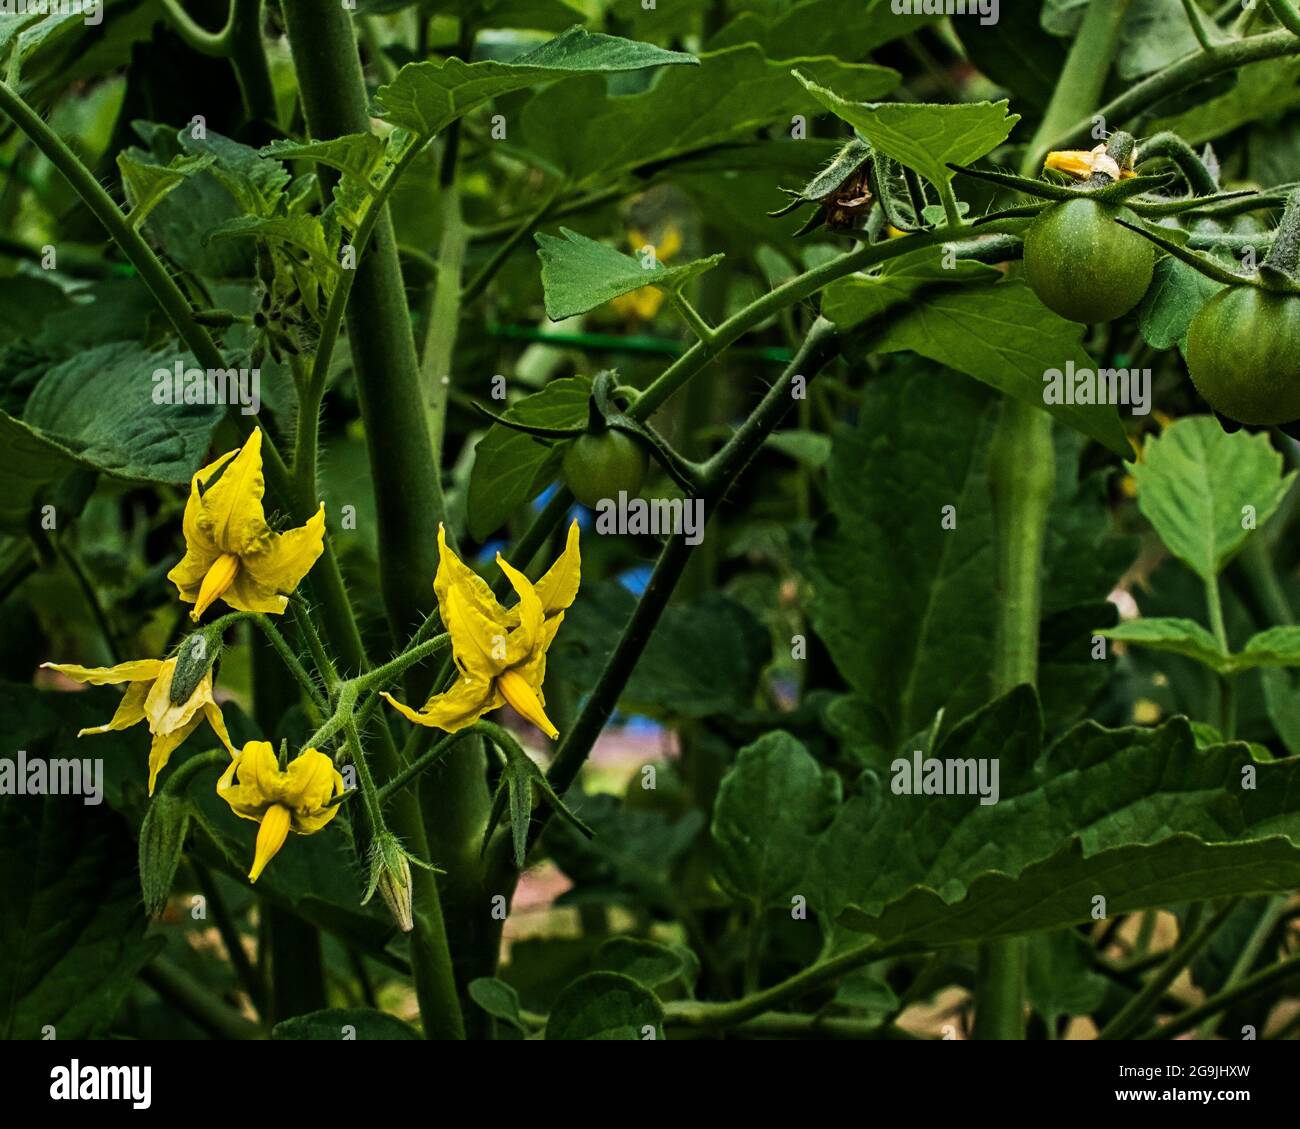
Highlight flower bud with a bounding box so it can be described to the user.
[169,627,222,707]
[363,832,414,933]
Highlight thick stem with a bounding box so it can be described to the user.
[281,0,442,644]
[278,6,465,1037]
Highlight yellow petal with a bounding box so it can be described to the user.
[238,504,326,611]
[167,545,220,606]
[147,716,202,795]
[498,668,559,740]
[283,747,343,815]
[657,226,682,260]
[444,582,512,681]
[190,429,273,556]
[191,552,241,620]
[1044,150,1094,179]
[382,675,498,733]
[42,659,164,685]
[202,701,237,757]
[433,523,507,625]
[495,551,544,656]
[249,804,292,883]
[77,680,152,736]
[217,739,281,819]
[181,447,239,559]
[532,520,582,618]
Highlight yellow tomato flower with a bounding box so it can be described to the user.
[382,520,581,741]
[217,741,344,882]
[1044,144,1136,182]
[40,657,235,794]
[167,428,326,621]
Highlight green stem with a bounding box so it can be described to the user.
[1046,27,1300,156]
[353,634,451,696]
[1145,945,1300,1040]
[140,957,263,1039]
[1197,897,1289,1037]
[288,599,339,694]
[378,729,479,805]
[1098,899,1238,1039]
[228,0,277,125]
[252,613,328,716]
[460,187,556,305]
[664,938,912,1030]
[281,0,443,644]
[160,0,231,57]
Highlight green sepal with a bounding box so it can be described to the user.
[1126,189,1256,218]
[169,626,223,706]
[1113,218,1261,288]
[138,790,192,918]
[478,722,594,868]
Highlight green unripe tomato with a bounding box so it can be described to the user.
[1185,286,1300,425]
[562,430,648,508]
[1022,198,1155,324]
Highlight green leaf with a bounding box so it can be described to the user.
[1026,930,1110,1024]
[1101,617,1232,674]
[271,1008,421,1040]
[861,276,1130,457]
[542,794,704,910]
[372,26,697,136]
[1132,417,1293,580]
[0,687,161,1039]
[793,72,1019,190]
[549,583,770,719]
[1136,256,1224,350]
[1150,55,1300,144]
[207,213,339,280]
[708,0,941,57]
[21,342,224,484]
[815,688,1300,947]
[822,246,997,326]
[545,971,663,1040]
[535,227,723,321]
[466,375,591,540]
[764,429,832,469]
[592,937,689,990]
[521,46,898,189]
[177,129,290,219]
[712,731,841,910]
[1237,626,1300,670]
[0,412,86,533]
[468,977,526,1032]
[117,151,212,229]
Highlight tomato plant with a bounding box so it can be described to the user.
[5,0,1300,1076]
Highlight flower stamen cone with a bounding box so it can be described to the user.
[251,805,292,882]
[192,552,241,621]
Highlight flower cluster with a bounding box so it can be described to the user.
[41,429,579,888]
